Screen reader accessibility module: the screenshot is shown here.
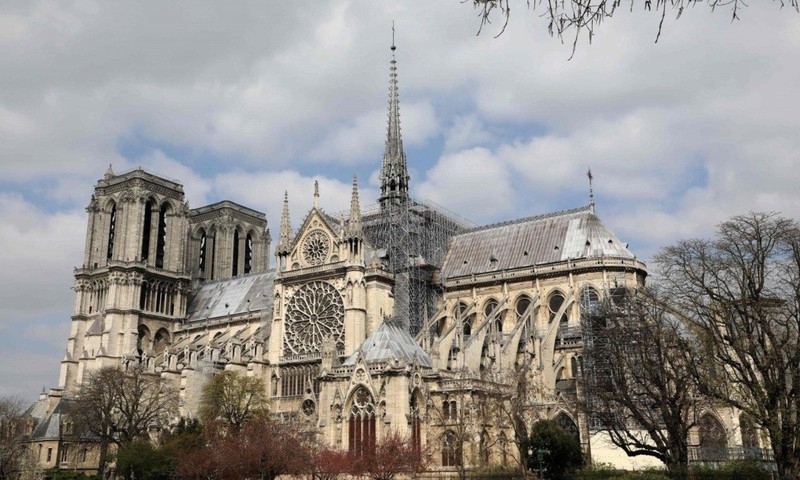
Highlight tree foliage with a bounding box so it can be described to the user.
[472,0,798,46]
[199,370,268,432]
[581,287,704,474]
[655,212,800,479]
[523,419,583,479]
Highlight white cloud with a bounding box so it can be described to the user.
[417,147,515,223]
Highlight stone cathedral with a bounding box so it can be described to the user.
[25,43,751,476]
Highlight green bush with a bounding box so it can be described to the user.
[42,469,96,480]
[523,420,584,479]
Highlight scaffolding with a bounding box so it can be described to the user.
[340,198,474,336]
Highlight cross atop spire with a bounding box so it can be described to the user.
[379,25,410,210]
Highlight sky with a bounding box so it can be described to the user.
[1,1,799,399]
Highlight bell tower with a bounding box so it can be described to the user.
[60,167,192,391]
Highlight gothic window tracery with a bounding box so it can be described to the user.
[107,203,117,261]
[441,430,461,467]
[349,387,375,456]
[283,282,344,355]
[548,291,568,324]
[155,203,169,268]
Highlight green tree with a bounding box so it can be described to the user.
[199,371,268,432]
[523,419,583,480]
[116,440,173,480]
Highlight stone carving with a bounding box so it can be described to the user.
[283,281,344,355]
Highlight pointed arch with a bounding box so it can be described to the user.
[155,202,172,268]
[137,324,152,356]
[554,411,580,442]
[106,200,117,261]
[441,430,461,467]
[699,412,727,460]
[141,198,157,262]
[548,290,568,324]
[153,328,171,355]
[739,413,758,450]
[348,386,376,456]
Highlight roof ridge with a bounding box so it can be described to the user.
[462,205,593,234]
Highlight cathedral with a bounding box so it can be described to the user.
[24,42,751,476]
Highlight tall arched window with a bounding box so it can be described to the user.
[442,430,461,467]
[141,200,154,261]
[232,229,240,277]
[155,204,168,268]
[153,328,171,355]
[554,412,580,443]
[699,413,727,461]
[410,394,421,454]
[198,229,207,274]
[245,233,253,274]
[137,324,151,356]
[548,291,567,324]
[479,430,490,465]
[349,387,376,456]
[516,296,532,319]
[739,414,758,450]
[107,203,117,261]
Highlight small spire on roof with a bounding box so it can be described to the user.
[104,163,114,179]
[347,175,363,238]
[277,191,292,254]
[587,167,595,214]
[313,180,320,209]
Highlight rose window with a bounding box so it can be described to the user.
[284,281,344,355]
[302,230,330,266]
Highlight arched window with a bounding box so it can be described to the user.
[699,413,727,461]
[349,387,376,456]
[516,296,532,319]
[198,229,207,274]
[155,204,168,268]
[548,291,567,323]
[580,286,600,314]
[245,233,253,274]
[232,229,240,277]
[442,430,461,467]
[571,356,580,378]
[484,299,499,318]
[141,200,154,261]
[479,430,490,465]
[137,324,151,356]
[153,328,171,355]
[410,394,422,454]
[554,412,580,442]
[739,414,758,450]
[107,203,117,261]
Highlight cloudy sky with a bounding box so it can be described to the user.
[1,1,799,398]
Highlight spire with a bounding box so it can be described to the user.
[587,167,595,214]
[104,163,114,180]
[313,180,320,209]
[347,175,363,238]
[379,24,410,209]
[277,191,292,254]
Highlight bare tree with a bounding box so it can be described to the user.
[581,287,705,476]
[70,365,177,476]
[0,397,35,480]
[355,431,431,480]
[656,212,800,479]
[199,371,268,432]
[472,0,798,47]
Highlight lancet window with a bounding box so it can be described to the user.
[155,204,168,268]
[198,229,207,274]
[141,200,153,261]
[441,430,461,467]
[348,387,376,456]
[232,229,240,277]
[410,394,422,454]
[107,203,116,261]
[245,233,253,274]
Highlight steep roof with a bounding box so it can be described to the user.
[343,320,431,367]
[187,271,275,323]
[441,206,635,279]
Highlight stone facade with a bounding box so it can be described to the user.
[25,44,766,477]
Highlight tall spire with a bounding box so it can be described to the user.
[587,167,595,214]
[347,175,363,238]
[379,24,410,209]
[277,191,292,254]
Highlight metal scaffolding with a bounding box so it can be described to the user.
[353,198,474,336]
